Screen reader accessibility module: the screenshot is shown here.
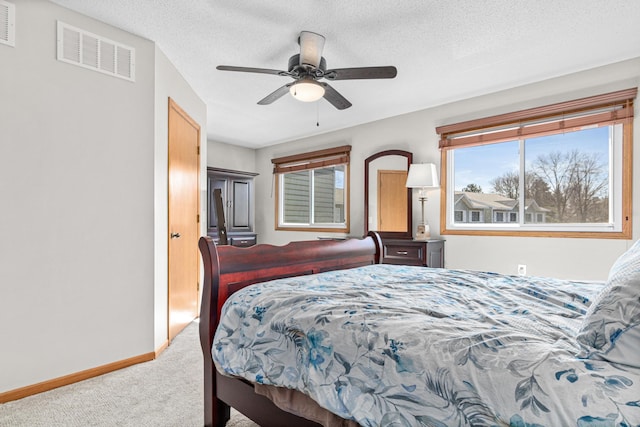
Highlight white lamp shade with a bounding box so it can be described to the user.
[290,79,325,102]
[406,163,439,188]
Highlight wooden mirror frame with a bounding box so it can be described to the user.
[364,150,413,239]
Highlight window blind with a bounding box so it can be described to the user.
[437,88,636,150]
[272,145,351,174]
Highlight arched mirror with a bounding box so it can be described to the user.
[364,150,413,239]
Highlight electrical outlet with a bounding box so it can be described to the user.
[517,264,527,276]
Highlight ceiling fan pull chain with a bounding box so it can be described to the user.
[316,101,320,127]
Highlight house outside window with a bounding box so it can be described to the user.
[454,192,522,225]
[437,88,635,238]
[273,145,350,232]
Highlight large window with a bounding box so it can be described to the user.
[273,145,350,232]
[437,89,635,238]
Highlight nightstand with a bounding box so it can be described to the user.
[382,238,444,268]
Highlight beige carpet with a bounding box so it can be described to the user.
[0,321,258,426]
[227,410,260,427]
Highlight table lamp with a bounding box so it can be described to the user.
[405,163,439,240]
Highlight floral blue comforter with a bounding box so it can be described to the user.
[213,264,640,427]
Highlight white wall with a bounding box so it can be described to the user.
[154,46,207,350]
[0,0,205,393]
[255,58,640,281]
[207,140,256,172]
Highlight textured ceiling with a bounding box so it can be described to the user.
[50,0,640,148]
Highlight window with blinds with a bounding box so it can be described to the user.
[273,145,350,232]
[437,88,635,238]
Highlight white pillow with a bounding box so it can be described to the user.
[576,239,640,368]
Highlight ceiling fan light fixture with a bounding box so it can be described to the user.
[289,79,325,102]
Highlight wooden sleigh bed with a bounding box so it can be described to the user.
[198,232,384,427]
[198,233,640,427]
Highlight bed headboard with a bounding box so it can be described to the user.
[199,231,382,348]
[197,232,382,425]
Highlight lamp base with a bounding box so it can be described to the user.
[415,223,431,241]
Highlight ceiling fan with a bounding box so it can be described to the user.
[216,31,397,110]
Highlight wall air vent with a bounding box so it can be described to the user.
[56,21,135,82]
[0,0,15,47]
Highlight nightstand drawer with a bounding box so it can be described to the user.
[381,239,444,267]
[383,243,424,266]
[229,236,256,247]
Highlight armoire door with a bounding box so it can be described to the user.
[207,176,227,235]
[229,179,251,232]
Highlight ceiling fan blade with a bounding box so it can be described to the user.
[325,66,397,80]
[257,83,293,105]
[217,65,289,76]
[320,83,352,110]
[298,31,325,68]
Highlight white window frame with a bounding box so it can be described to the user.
[444,124,625,235]
[277,166,348,230]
